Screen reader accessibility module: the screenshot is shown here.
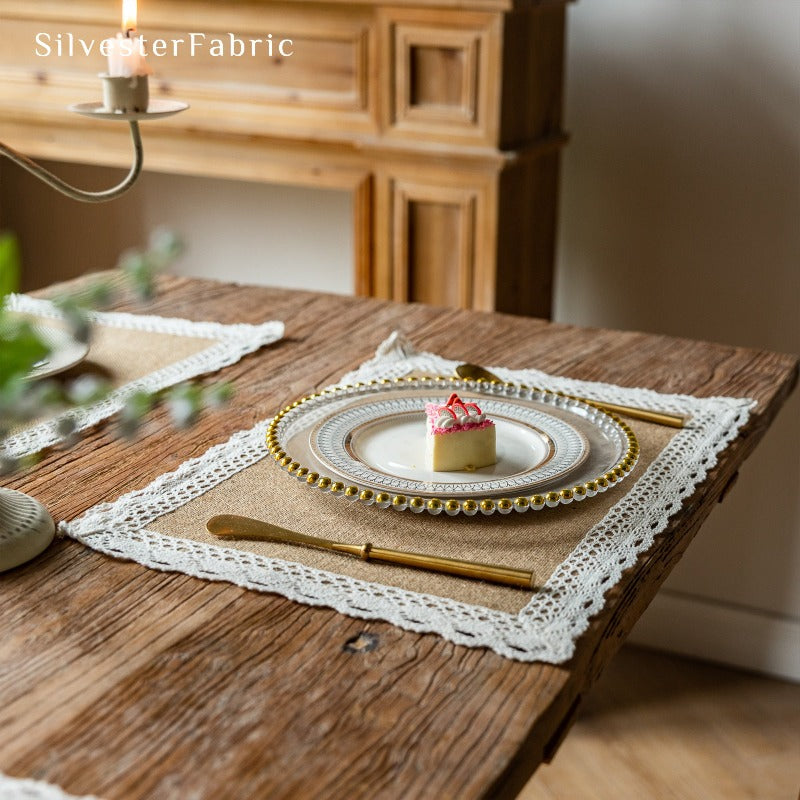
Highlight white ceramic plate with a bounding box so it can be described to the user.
[27,323,89,380]
[268,378,639,515]
[311,395,588,496]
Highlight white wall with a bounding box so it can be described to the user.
[2,0,798,678]
[136,174,353,294]
[1,161,352,294]
[557,0,800,680]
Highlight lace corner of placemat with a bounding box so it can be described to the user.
[0,772,103,800]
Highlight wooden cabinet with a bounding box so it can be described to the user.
[0,0,570,318]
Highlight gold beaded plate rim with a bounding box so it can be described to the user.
[266,376,640,517]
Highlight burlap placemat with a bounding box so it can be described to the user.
[3,294,284,458]
[63,333,753,662]
[9,320,213,428]
[50,323,213,389]
[150,420,674,614]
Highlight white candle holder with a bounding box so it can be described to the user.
[101,73,150,114]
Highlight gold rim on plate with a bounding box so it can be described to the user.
[266,376,640,517]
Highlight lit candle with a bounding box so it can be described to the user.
[104,0,152,78]
[122,0,137,33]
[101,0,152,112]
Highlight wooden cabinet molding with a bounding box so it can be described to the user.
[381,7,501,146]
[390,179,480,308]
[0,0,571,318]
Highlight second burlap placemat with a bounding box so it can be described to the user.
[62,333,753,662]
[4,294,284,459]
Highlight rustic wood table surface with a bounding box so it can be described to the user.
[2,276,797,799]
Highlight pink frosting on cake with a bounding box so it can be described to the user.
[425,394,495,435]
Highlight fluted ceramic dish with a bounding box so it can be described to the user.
[0,488,55,572]
[267,377,639,516]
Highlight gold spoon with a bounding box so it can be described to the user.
[454,363,685,429]
[207,514,536,590]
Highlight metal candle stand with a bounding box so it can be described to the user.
[0,74,188,202]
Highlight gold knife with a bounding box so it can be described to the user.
[207,514,536,590]
[454,363,686,428]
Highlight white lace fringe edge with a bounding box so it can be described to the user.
[0,772,101,800]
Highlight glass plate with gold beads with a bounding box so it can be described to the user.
[267,377,639,516]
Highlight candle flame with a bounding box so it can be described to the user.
[122,0,137,33]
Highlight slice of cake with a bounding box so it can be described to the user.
[425,392,496,472]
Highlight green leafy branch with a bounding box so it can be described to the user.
[0,229,233,475]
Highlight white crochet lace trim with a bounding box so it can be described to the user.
[0,773,101,800]
[3,294,284,459]
[61,332,754,663]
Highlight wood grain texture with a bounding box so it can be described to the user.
[1,276,797,800]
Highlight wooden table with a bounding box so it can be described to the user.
[2,277,797,799]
